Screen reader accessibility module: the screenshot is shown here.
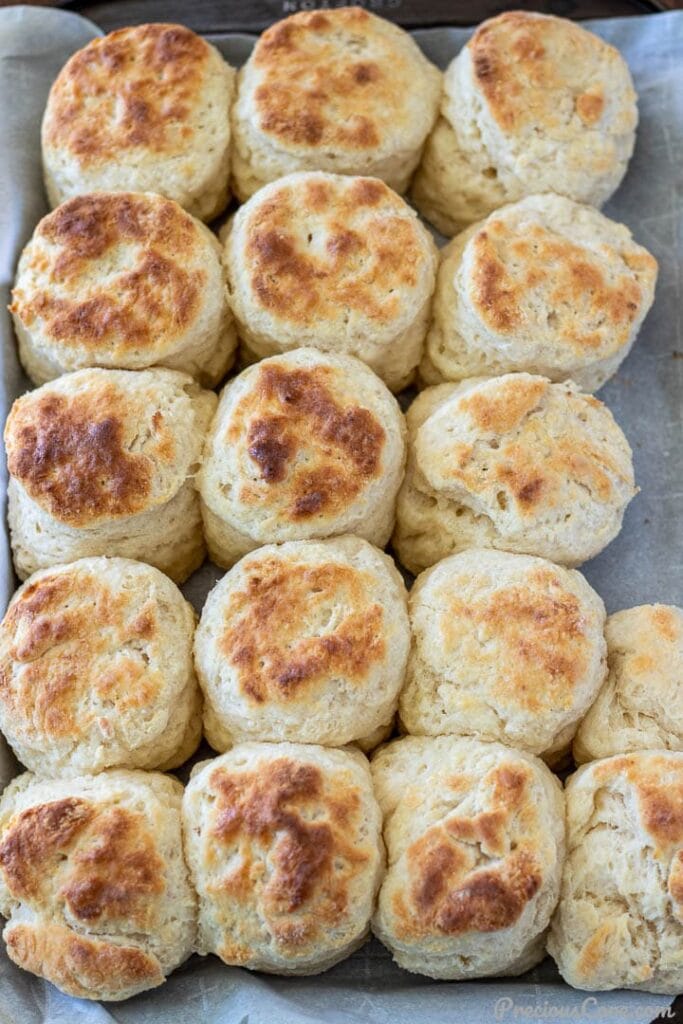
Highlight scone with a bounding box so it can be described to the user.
[198,349,406,568]
[0,770,196,1001]
[195,536,409,750]
[223,172,438,392]
[5,367,216,583]
[11,192,236,387]
[574,605,683,763]
[412,11,637,235]
[400,550,606,763]
[548,751,683,994]
[42,24,235,221]
[230,7,441,200]
[182,742,384,974]
[393,373,636,574]
[0,557,201,776]
[371,735,564,979]
[420,195,657,392]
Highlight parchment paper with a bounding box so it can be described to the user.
[0,6,681,1021]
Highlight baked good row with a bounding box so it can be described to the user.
[1,548,680,773]
[4,359,639,581]
[0,744,680,999]
[10,184,657,394]
[39,10,637,231]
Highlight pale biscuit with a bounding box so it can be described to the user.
[182,742,384,974]
[393,374,636,574]
[0,769,196,1001]
[371,735,564,979]
[223,172,438,392]
[230,7,441,201]
[400,549,606,763]
[574,605,683,764]
[0,557,201,776]
[5,367,216,583]
[42,24,235,221]
[11,193,236,387]
[420,195,657,392]
[198,349,406,568]
[548,751,683,994]
[195,536,409,750]
[412,12,637,235]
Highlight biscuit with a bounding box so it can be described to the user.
[11,193,236,387]
[548,751,683,994]
[42,24,235,221]
[182,742,384,974]
[198,349,407,568]
[5,367,216,583]
[195,536,409,750]
[0,557,201,776]
[371,735,564,979]
[0,769,196,1001]
[223,172,438,392]
[420,195,657,392]
[400,549,606,763]
[230,7,441,200]
[412,12,637,235]
[393,374,636,574]
[574,605,683,763]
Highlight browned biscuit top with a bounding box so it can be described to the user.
[11,194,208,359]
[200,755,373,961]
[469,11,633,138]
[239,175,426,329]
[228,362,386,522]
[247,7,431,154]
[4,373,186,526]
[0,566,166,744]
[43,24,214,165]
[437,565,590,713]
[393,761,542,939]
[218,553,385,705]
[0,797,164,926]
[469,217,655,353]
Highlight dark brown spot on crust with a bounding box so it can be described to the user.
[247,417,294,483]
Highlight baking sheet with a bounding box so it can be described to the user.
[0,5,681,1021]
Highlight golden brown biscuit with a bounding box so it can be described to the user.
[0,770,196,1001]
[5,367,216,582]
[393,374,636,573]
[224,172,438,391]
[574,605,683,763]
[11,192,236,387]
[42,24,235,221]
[230,7,441,200]
[195,536,409,749]
[182,743,384,974]
[548,751,683,994]
[371,736,565,979]
[400,549,606,763]
[0,557,201,776]
[198,349,406,567]
[420,195,657,391]
[412,12,637,235]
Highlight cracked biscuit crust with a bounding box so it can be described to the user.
[548,751,683,994]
